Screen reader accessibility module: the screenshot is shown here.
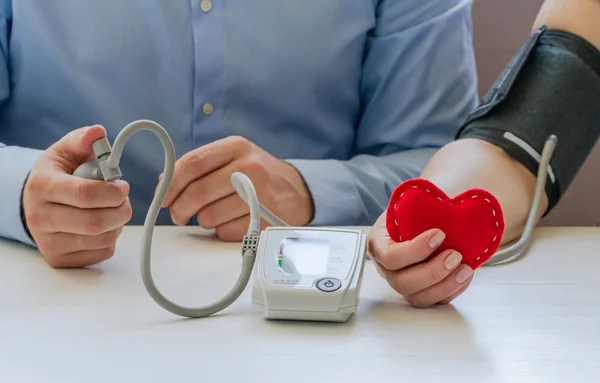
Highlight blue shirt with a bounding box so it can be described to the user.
[0,0,478,245]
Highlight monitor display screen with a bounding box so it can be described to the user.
[278,237,330,276]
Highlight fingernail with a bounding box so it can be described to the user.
[444,251,462,270]
[455,267,473,284]
[428,231,445,248]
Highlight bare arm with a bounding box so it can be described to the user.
[420,138,543,245]
[422,0,600,245]
[533,0,600,48]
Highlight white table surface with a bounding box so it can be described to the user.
[1,226,599,383]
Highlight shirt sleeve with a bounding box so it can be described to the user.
[0,6,43,245]
[288,0,479,226]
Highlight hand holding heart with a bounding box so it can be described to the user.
[367,178,505,307]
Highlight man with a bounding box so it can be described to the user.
[368,0,600,308]
[0,1,478,268]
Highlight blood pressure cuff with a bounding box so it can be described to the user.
[456,24,600,213]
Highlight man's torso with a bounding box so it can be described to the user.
[0,0,376,224]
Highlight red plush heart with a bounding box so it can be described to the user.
[386,178,505,270]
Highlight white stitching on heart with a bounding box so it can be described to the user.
[392,184,503,263]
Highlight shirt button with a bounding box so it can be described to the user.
[202,103,214,115]
[200,0,212,12]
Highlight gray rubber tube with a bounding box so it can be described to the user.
[484,135,557,266]
[107,120,258,318]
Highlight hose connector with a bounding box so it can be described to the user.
[93,138,122,182]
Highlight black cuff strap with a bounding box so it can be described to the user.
[541,29,600,78]
[456,25,600,213]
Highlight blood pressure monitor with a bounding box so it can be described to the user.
[74,119,369,322]
[252,227,367,322]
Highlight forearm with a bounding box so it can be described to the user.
[0,144,43,244]
[420,138,546,245]
[289,147,438,226]
[534,0,600,49]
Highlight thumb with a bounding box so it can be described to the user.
[49,125,107,173]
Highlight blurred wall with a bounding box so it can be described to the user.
[472,0,600,226]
